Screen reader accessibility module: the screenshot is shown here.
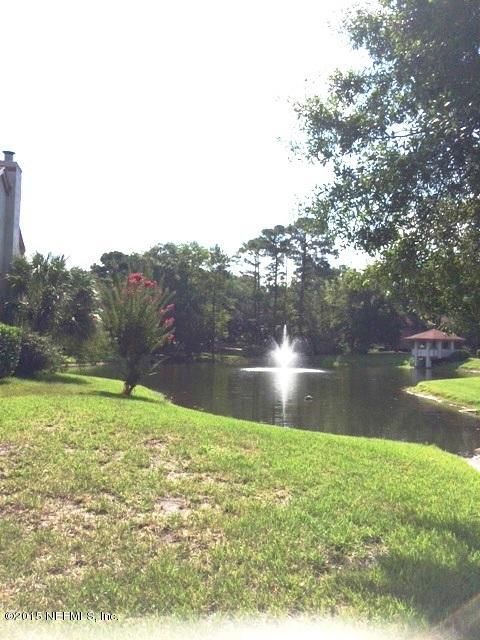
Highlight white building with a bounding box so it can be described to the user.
[0,150,24,292]
[405,329,465,368]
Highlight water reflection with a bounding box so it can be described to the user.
[242,367,325,427]
[410,367,433,384]
[274,367,297,427]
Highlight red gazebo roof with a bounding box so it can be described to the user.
[404,329,465,342]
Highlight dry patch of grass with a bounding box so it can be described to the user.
[97,449,125,466]
[0,441,21,470]
[260,487,292,506]
[134,519,225,555]
[145,436,187,472]
[154,496,189,514]
[325,538,388,573]
[0,442,17,456]
[144,437,169,450]
[0,494,115,535]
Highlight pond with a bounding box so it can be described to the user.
[145,361,480,457]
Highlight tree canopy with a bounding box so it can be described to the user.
[297,0,480,253]
[295,0,480,341]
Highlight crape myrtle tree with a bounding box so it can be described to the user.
[296,0,480,342]
[101,272,174,396]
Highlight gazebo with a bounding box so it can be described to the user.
[404,329,465,368]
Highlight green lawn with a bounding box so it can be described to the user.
[414,376,480,413]
[459,357,480,372]
[1,374,480,629]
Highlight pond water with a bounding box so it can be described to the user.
[146,361,480,457]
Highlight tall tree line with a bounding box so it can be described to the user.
[88,211,404,356]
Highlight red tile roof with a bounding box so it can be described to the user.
[404,329,465,341]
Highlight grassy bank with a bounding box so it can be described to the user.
[1,374,480,627]
[458,357,480,373]
[431,357,480,376]
[413,376,480,413]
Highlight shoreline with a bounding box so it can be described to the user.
[405,387,480,471]
[405,388,479,416]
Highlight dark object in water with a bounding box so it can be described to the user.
[304,395,313,401]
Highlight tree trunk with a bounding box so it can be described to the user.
[272,254,279,333]
[253,256,260,343]
[299,240,307,336]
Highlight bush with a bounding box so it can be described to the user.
[15,331,62,377]
[438,348,471,364]
[450,348,470,362]
[63,325,114,365]
[0,323,22,378]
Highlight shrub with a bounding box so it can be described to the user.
[64,324,113,365]
[438,348,471,364]
[101,273,175,395]
[0,323,22,378]
[448,348,470,362]
[15,331,62,377]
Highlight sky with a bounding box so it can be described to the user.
[1,0,369,269]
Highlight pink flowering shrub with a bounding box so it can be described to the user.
[101,273,175,395]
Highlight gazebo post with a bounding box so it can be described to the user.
[413,340,419,367]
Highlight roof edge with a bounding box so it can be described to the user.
[404,330,465,341]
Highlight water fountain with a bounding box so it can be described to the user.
[242,326,326,426]
[243,325,325,374]
[273,324,296,369]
